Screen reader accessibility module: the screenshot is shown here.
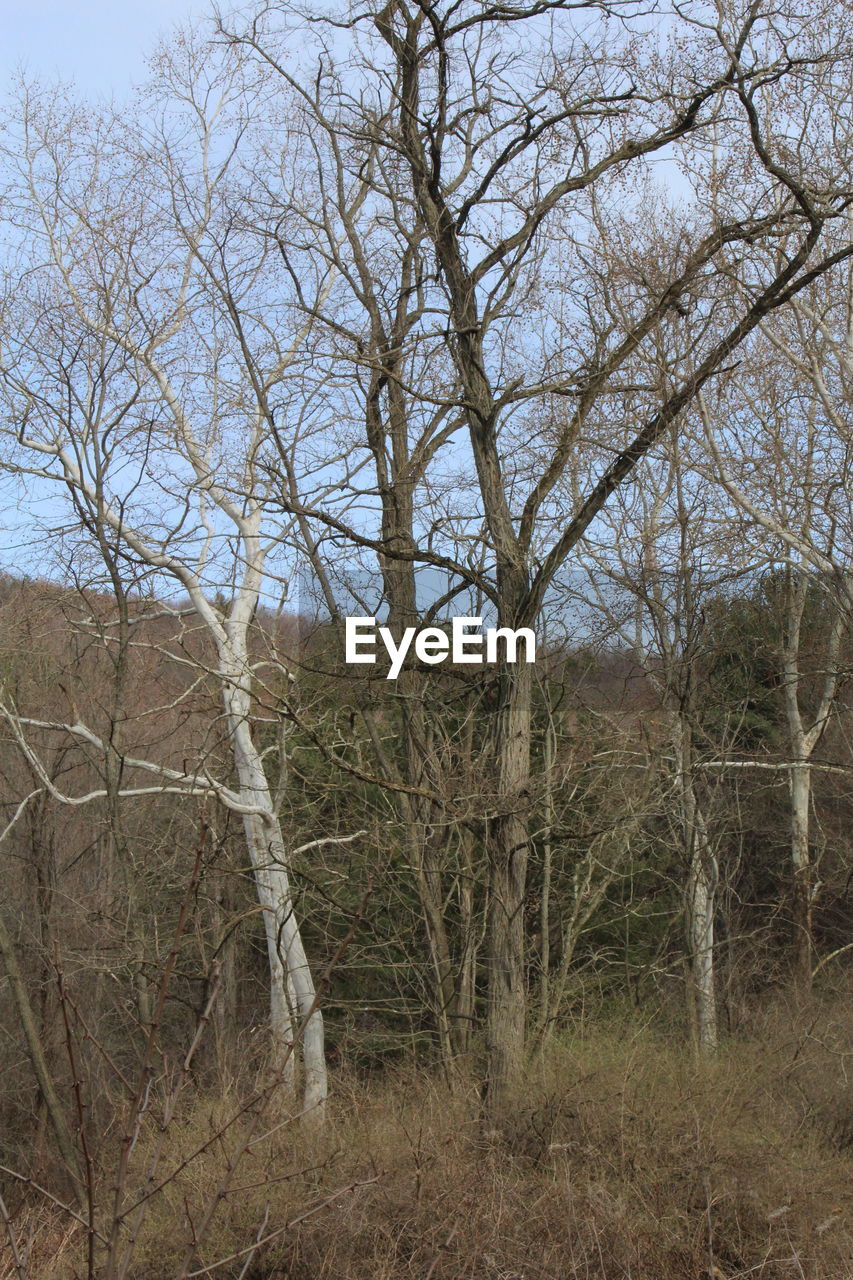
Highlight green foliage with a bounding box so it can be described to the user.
[702,579,786,751]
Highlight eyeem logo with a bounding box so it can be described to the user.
[345,616,536,680]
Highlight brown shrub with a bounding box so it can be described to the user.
[1,1000,850,1280]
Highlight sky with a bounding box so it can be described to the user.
[1,0,209,577]
[3,0,204,97]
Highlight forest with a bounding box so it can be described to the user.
[0,0,851,1276]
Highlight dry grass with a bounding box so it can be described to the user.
[2,997,850,1280]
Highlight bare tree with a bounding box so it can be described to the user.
[2,0,852,1118]
[221,0,853,1109]
[577,421,744,1052]
[0,56,354,1112]
[698,284,853,987]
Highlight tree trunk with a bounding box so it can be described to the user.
[539,713,556,1031]
[222,666,326,1114]
[686,831,718,1055]
[374,472,471,1072]
[789,762,813,992]
[485,659,533,1111]
[674,718,718,1055]
[406,815,457,1063]
[0,908,84,1204]
[452,826,479,1059]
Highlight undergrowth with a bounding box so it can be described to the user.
[2,997,850,1279]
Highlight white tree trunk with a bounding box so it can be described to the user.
[686,833,718,1055]
[781,572,843,993]
[222,659,327,1115]
[674,718,718,1055]
[789,761,813,990]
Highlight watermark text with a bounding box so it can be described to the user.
[345,616,536,679]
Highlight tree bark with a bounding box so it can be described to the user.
[685,828,718,1055]
[674,719,718,1054]
[221,654,326,1113]
[789,761,814,992]
[781,572,844,993]
[0,907,84,1204]
[485,658,533,1109]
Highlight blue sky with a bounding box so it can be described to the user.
[4,0,204,96]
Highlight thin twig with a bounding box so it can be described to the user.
[54,948,97,1280]
[0,1168,106,1243]
[0,1192,27,1280]
[812,940,853,977]
[184,1176,382,1277]
[424,1219,461,1280]
[235,1203,270,1280]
